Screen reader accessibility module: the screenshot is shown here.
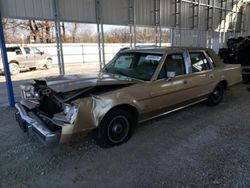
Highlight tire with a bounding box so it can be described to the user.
[9,63,20,75]
[96,108,136,148]
[45,59,53,69]
[206,84,224,106]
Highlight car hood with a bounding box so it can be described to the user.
[34,72,137,93]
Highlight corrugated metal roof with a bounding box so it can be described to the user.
[0,0,249,33]
[101,0,129,25]
[0,0,54,20]
[59,0,96,23]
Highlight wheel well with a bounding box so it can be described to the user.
[107,104,139,122]
[9,60,19,65]
[218,80,228,89]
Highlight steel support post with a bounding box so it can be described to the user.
[223,0,227,45]
[175,0,181,28]
[233,0,238,36]
[219,1,225,47]
[175,0,181,46]
[95,0,105,69]
[129,0,136,47]
[193,0,200,29]
[240,1,246,35]
[53,0,65,75]
[154,0,161,46]
[207,0,214,30]
[0,13,15,107]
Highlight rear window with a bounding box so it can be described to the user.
[7,47,22,55]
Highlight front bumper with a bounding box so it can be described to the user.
[15,103,60,144]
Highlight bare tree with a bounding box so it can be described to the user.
[136,27,155,43]
[61,22,66,42]
[27,20,54,43]
[72,23,78,43]
[104,28,130,43]
[78,26,96,43]
[44,21,52,43]
[28,20,41,42]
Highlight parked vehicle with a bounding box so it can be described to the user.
[15,47,242,147]
[219,36,250,81]
[0,46,53,75]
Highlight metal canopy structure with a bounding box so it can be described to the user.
[1,0,249,30]
[0,0,250,107]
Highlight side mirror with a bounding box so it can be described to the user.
[40,51,44,55]
[166,71,176,81]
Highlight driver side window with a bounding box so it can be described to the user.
[158,53,186,79]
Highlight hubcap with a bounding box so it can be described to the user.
[10,64,19,74]
[212,87,221,101]
[46,60,53,68]
[107,115,130,143]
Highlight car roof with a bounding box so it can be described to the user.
[120,46,210,54]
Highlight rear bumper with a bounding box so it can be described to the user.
[15,103,60,144]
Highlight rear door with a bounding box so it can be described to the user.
[31,47,45,63]
[187,50,215,98]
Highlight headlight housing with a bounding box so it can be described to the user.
[20,84,40,99]
[63,104,78,124]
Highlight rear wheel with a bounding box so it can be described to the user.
[206,84,224,106]
[45,59,53,69]
[96,108,135,148]
[9,63,20,75]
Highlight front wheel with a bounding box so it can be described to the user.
[206,84,224,106]
[9,63,20,75]
[96,109,135,148]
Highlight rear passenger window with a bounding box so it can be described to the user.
[158,53,186,79]
[190,52,211,73]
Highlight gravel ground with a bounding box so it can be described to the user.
[0,84,250,188]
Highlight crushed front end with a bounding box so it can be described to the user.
[15,81,79,145]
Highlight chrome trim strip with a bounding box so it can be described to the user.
[139,98,207,123]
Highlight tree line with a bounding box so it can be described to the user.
[2,19,170,44]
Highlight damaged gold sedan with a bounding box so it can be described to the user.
[15,47,242,147]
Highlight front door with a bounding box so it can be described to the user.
[146,52,195,118]
[23,47,36,67]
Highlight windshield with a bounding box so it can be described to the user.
[104,52,163,81]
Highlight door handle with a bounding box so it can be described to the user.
[209,74,214,79]
[183,80,188,84]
